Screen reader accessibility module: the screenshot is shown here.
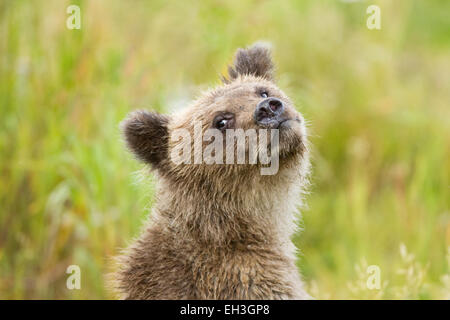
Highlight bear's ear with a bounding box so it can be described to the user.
[121,110,170,169]
[224,43,275,82]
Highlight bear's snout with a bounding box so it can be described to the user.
[254,97,287,128]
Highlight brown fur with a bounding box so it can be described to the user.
[224,43,275,82]
[113,44,311,299]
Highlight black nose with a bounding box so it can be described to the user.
[254,98,285,125]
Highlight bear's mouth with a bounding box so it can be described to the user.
[256,117,300,129]
[277,118,301,129]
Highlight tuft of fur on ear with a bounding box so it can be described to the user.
[224,42,275,82]
[121,110,170,169]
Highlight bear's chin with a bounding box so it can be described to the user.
[278,128,307,161]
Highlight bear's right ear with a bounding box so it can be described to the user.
[121,110,170,169]
[223,43,275,83]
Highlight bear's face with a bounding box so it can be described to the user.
[122,44,308,185]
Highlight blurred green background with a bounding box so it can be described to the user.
[1,0,449,299]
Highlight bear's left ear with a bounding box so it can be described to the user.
[223,43,275,83]
[121,110,170,170]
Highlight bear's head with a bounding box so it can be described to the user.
[121,44,309,194]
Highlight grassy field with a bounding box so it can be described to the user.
[0,0,449,299]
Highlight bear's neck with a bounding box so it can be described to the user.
[153,166,306,248]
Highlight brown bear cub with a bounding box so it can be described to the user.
[114,44,311,299]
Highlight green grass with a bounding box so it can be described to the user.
[0,0,449,299]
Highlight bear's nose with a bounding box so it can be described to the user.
[254,98,285,126]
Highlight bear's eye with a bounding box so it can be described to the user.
[260,91,269,98]
[213,113,234,130]
[217,119,228,129]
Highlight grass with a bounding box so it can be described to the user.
[0,0,449,299]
